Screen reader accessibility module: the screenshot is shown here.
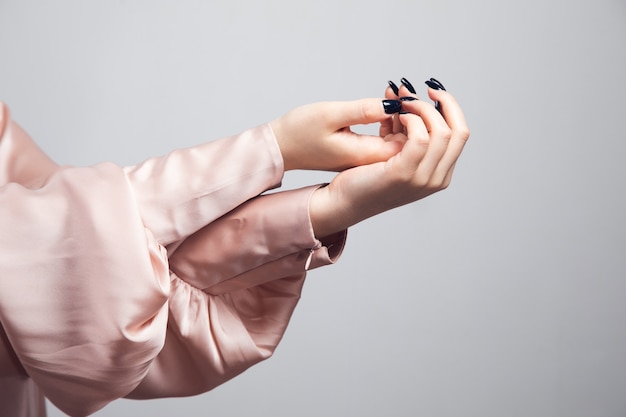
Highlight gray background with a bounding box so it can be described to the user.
[1,0,625,416]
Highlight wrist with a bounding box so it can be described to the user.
[269,118,296,171]
[309,185,352,238]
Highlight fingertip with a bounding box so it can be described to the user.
[426,86,446,101]
[385,86,398,100]
[382,99,402,115]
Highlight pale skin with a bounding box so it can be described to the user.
[270,80,470,239]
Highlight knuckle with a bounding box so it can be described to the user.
[441,127,453,142]
[393,168,417,184]
[456,127,471,142]
[432,124,452,142]
[409,176,430,189]
[385,160,415,184]
[414,133,430,145]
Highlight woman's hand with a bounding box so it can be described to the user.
[270,99,405,171]
[309,79,470,238]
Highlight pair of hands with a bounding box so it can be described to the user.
[270,79,470,238]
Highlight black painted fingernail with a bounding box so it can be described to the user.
[400,77,416,94]
[429,77,447,91]
[425,78,447,91]
[399,110,410,115]
[399,96,418,102]
[425,79,446,113]
[425,80,441,90]
[382,99,402,114]
[388,80,399,96]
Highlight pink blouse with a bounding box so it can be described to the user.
[0,103,346,416]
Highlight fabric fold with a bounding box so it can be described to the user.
[168,185,346,295]
[0,102,348,416]
[0,162,171,416]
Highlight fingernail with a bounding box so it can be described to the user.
[400,77,417,94]
[399,96,418,102]
[399,110,410,115]
[425,78,447,91]
[425,78,446,113]
[387,80,399,96]
[429,77,447,91]
[382,99,402,114]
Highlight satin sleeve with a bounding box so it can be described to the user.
[123,123,285,246]
[0,103,172,415]
[0,151,171,415]
[128,185,346,398]
[0,102,347,415]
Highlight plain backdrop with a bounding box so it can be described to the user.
[1,1,625,416]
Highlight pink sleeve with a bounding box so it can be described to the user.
[0,102,347,414]
[0,103,171,416]
[128,186,346,399]
[123,123,285,246]
[169,185,346,295]
[0,104,57,188]
[0,322,46,417]
[122,123,347,399]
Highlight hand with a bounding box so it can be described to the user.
[309,79,470,237]
[270,99,405,171]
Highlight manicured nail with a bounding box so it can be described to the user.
[400,77,417,94]
[399,110,410,115]
[425,78,446,113]
[425,80,441,90]
[387,80,399,96]
[429,77,447,91]
[399,96,418,102]
[425,78,447,91]
[382,99,402,114]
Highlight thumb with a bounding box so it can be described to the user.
[326,98,397,129]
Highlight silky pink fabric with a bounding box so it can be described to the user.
[0,103,345,416]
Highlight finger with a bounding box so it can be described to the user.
[427,89,469,135]
[397,96,419,134]
[440,161,457,190]
[379,114,394,138]
[427,91,470,184]
[387,80,400,98]
[399,77,418,96]
[326,98,395,130]
[332,130,404,169]
[385,87,397,100]
[396,78,420,133]
[391,112,429,175]
[380,87,397,137]
[392,110,403,134]
[387,82,406,134]
[400,99,452,179]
